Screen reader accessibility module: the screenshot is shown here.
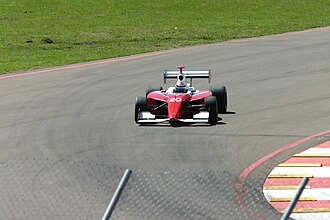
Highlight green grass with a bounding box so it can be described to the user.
[1,0,330,73]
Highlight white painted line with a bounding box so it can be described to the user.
[263,188,330,201]
[268,174,313,178]
[291,212,330,220]
[270,167,330,178]
[263,185,311,190]
[298,148,330,155]
[278,163,322,167]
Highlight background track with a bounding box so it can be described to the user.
[0,28,329,219]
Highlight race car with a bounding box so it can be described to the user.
[134,66,227,125]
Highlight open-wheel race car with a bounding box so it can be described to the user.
[134,66,227,125]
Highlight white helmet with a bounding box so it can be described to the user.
[175,74,187,93]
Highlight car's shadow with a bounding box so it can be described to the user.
[223,111,236,115]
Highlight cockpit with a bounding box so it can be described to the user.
[175,86,188,93]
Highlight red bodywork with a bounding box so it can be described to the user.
[147,90,212,121]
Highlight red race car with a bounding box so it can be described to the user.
[134,66,227,125]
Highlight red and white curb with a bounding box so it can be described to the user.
[263,140,330,219]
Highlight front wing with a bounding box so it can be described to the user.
[137,111,209,124]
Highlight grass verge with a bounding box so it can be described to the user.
[1,0,330,73]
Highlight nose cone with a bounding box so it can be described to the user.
[169,112,180,120]
[168,101,182,120]
[167,94,190,120]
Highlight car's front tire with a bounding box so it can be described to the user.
[210,85,227,114]
[205,96,218,125]
[135,96,148,123]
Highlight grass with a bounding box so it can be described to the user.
[1,0,330,73]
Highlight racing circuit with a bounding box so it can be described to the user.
[0,27,330,219]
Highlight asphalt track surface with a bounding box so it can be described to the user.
[0,27,330,220]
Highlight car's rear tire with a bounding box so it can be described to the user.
[135,96,148,123]
[205,96,218,125]
[146,86,163,97]
[210,85,227,113]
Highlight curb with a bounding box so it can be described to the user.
[263,140,330,219]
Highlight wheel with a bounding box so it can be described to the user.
[146,86,163,97]
[205,96,218,125]
[135,96,148,123]
[210,85,227,113]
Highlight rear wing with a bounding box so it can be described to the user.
[163,69,211,84]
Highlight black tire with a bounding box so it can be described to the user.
[135,96,148,123]
[205,96,218,125]
[210,85,227,113]
[146,86,163,97]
